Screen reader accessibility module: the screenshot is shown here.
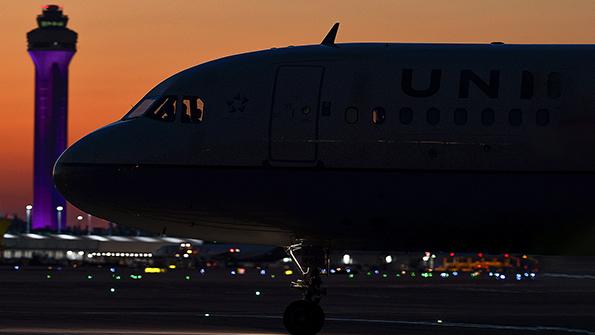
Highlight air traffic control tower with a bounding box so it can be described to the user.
[27,5,77,230]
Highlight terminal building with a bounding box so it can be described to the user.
[1,233,202,263]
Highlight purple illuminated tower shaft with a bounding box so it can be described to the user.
[27,5,77,230]
[29,50,73,230]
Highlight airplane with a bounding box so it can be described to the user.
[192,243,286,268]
[153,242,286,269]
[53,23,595,334]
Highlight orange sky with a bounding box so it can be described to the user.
[0,0,593,223]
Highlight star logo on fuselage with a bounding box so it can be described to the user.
[226,94,249,113]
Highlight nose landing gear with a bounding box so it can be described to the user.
[282,243,328,335]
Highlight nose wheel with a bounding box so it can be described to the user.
[282,243,328,335]
[283,300,325,335]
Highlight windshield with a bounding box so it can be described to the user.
[145,96,177,121]
[122,96,177,122]
[123,98,156,120]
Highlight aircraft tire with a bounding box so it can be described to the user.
[283,300,325,335]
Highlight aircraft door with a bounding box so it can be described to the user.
[270,66,323,162]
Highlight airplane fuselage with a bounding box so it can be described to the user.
[55,43,595,254]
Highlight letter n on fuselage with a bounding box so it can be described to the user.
[459,70,500,99]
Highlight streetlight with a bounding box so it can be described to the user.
[87,214,92,235]
[56,206,64,234]
[25,204,32,234]
[76,215,83,232]
[342,254,351,265]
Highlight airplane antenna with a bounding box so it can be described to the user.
[321,22,340,47]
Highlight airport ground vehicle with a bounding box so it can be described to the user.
[433,253,539,274]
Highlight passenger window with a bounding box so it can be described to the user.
[124,98,156,120]
[345,107,358,124]
[427,108,440,125]
[481,108,495,126]
[181,96,205,123]
[146,96,177,122]
[547,72,561,98]
[399,107,413,125]
[453,108,467,125]
[509,109,522,126]
[371,107,386,125]
[536,109,550,126]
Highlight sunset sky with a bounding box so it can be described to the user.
[0,0,593,223]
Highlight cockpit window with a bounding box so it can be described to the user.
[181,96,205,123]
[123,98,156,120]
[146,96,177,122]
[123,95,205,123]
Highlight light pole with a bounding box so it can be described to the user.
[76,215,83,232]
[87,214,92,235]
[25,205,32,234]
[56,206,64,234]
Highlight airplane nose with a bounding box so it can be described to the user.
[53,146,121,221]
[52,121,136,212]
[52,153,67,198]
[53,118,188,221]
[53,130,101,208]
[52,149,82,203]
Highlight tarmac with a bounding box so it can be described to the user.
[0,266,594,335]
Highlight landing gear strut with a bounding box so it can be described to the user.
[282,243,328,335]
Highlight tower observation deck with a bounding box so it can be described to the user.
[27,5,77,230]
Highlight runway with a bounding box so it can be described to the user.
[0,267,594,334]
